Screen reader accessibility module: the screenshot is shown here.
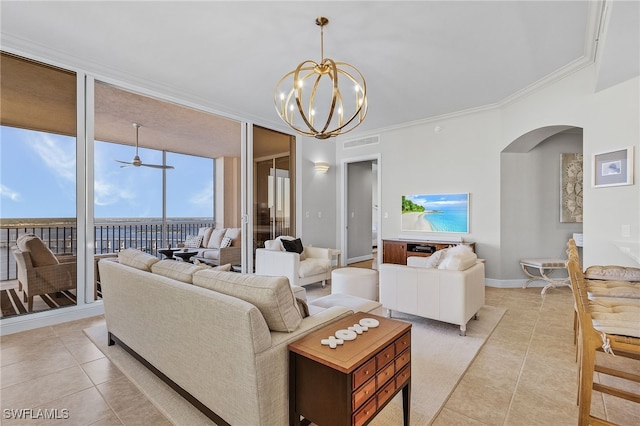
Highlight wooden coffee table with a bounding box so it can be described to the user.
[289,312,411,426]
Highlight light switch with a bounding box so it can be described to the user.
[318,211,322,218]
[622,224,631,237]
[305,211,310,218]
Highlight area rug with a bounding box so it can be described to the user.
[0,288,76,318]
[85,301,505,425]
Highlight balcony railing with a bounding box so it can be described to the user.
[0,218,214,281]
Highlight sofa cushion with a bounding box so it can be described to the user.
[16,234,58,267]
[224,228,241,247]
[151,259,206,283]
[207,228,227,249]
[298,258,330,278]
[118,248,160,272]
[585,265,640,282]
[192,270,302,332]
[183,234,204,248]
[197,227,214,247]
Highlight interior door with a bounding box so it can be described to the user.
[347,160,374,263]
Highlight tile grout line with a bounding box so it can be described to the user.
[501,294,544,425]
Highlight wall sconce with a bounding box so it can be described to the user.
[314,162,330,173]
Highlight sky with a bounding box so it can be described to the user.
[0,126,214,219]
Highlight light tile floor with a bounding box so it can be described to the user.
[1,286,637,425]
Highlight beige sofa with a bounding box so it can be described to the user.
[379,246,486,335]
[180,227,241,266]
[98,248,351,426]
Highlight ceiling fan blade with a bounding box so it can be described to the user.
[141,163,175,170]
[115,159,132,165]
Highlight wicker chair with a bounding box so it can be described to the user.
[12,235,77,311]
[566,240,640,425]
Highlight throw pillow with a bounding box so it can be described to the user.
[296,298,310,318]
[282,238,304,254]
[151,259,206,283]
[437,245,477,271]
[183,234,204,248]
[197,227,214,248]
[223,228,241,247]
[192,270,302,332]
[220,236,233,248]
[118,248,160,272]
[207,228,227,249]
[16,234,59,267]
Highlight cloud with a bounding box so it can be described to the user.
[26,133,76,183]
[0,184,22,201]
[189,180,214,206]
[94,179,136,206]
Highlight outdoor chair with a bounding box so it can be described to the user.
[13,234,77,311]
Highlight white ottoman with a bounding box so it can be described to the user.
[331,267,378,300]
[308,293,384,316]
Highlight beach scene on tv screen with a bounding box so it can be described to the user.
[402,193,469,233]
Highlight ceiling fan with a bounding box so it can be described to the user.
[115,123,174,170]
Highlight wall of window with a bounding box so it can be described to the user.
[0,52,78,317]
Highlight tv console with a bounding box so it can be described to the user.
[382,239,475,265]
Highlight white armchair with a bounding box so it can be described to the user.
[255,236,332,289]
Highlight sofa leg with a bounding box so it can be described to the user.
[108,332,115,346]
[321,280,326,288]
[459,325,467,336]
[473,313,479,320]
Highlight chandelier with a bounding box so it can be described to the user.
[274,17,368,140]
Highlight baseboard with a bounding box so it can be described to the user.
[347,254,374,264]
[0,302,105,336]
[485,278,544,288]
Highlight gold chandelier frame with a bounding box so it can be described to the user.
[274,17,368,140]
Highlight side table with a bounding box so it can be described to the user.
[289,312,411,426]
[329,248,342,269]
[520,258,570,295]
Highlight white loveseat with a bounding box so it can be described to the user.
[99,248,351,426]
[255,236,332,288]
[379,246,485,335]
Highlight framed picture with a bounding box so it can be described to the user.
[401,193,469,233]
[592,146,634,188]
[560,153,583,222]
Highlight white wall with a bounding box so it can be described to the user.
[584,77,640,267]
[500,131,584,279]
[298,137,337,249]
[299,67,639,284]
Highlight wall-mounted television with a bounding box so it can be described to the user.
[401,193,469,233]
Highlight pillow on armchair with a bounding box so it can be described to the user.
[16,234,59,267]
[281,238,307,260]
[438,245,477,271]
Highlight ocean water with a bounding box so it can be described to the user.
[423,208,468,233]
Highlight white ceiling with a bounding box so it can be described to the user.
[1,1,638,151]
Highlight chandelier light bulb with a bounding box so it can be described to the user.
[274,16,368,140]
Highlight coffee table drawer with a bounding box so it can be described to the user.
[377,377,397,407]
[353,358,376,390]
[376,342,396,368]
[353,377,376,410]
[353,396,377,426]
[396,348,410,371]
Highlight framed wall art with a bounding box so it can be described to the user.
[401,193,469,233]
[561,153,583,222]
[592,146,634,188]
